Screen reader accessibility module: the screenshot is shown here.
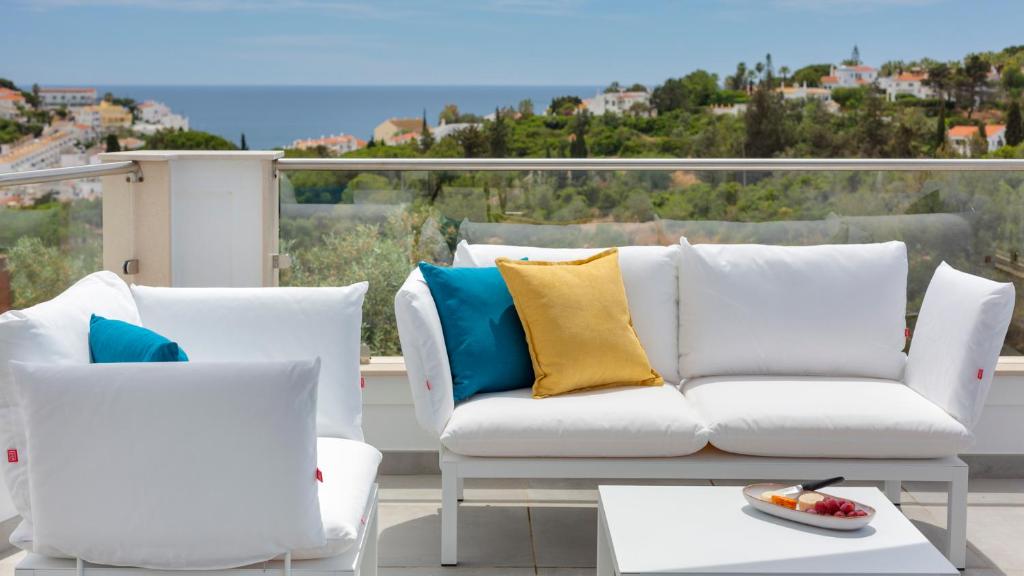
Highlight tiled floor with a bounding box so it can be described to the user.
[2,476,1023,575]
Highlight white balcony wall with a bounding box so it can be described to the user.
[100,151,281,287]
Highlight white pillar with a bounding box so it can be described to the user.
[100,151,282,287]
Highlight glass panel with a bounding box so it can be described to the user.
[280,169,1024,357]
[0,179,103,313]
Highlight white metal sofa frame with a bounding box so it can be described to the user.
[439,449,967,568]
[14,485,380,576]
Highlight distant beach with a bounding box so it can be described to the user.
[96,85,600,150]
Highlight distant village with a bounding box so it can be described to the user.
[291,61,1013,158]
[0,86,188,205]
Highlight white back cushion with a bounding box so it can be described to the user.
[678,239,908,380]
[906,262,1015,429]
[10,360,324,570]
[395,268,456,436]
[453,241,681,384]
[131,284,367,440]
[0,271,139,529]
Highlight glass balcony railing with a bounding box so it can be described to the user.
[278,159,1024,357]
[0,182,102,313]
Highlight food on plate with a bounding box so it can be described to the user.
[807,496,869,517]
[796,492,824,511]
[770,494,798,509]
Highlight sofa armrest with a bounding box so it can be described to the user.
[906,262,1015,430]
[394,268,455,436]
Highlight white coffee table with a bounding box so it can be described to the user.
[597,485,957,575]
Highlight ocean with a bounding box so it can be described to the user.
[97,85,600,150]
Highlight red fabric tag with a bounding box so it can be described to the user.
[425,379,433,391]
[315,468,323,483]
[905,328,911,339]
[360,376,366,390]
[7,449,17,463]
[977,368,984,380]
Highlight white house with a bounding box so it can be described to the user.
[38,87,96,108]
[431,121,483,141]
[821,65,878,89]
[777,82,832,102]
[137,101,171,123]
[133,100,189,135]
[948,124,1006,156]
[878,71,934,101]
[0,131,77,172]
[0,88,25,120]
[582,90,653,116]
[290,133,367,155]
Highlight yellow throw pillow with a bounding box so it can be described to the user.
[496,248,662,398]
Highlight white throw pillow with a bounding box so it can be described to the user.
[9,360,324,569]
[0,271,139,530]
[131,284,368,440]
[906,262,1015,428]
[452,241,681,384]
[678,238,908,380]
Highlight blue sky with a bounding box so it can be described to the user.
[2,0,1022,86]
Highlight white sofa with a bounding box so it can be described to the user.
[395,239,1016,569]
[0,272,381,576]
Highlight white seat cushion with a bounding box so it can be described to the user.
[683,376,973,458]
[294,438,382,560]
[12,436,382,561]
[441,384,707,457]
[453,242,681,384]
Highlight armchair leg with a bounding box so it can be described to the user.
[457,476,465,502]
[883,480,902,505]
[946,467,969,570]
[360,501,379,576]
[441,464,459,566]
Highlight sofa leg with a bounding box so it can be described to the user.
[361,501,379,576]
[883,480,902,505]
[946,467,968,570]
[457,476,465,502]
[441,467,459,566]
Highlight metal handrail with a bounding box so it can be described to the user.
[0,161,140,188]
[276,157,1024,172]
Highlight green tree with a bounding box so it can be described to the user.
[146,129,238,150]
[651,70,719,113]
[454,125,488,157]
[240,133,248,150]
[488,108,509,158]
[843,45,862,66]
[419,109,434,152]
[791,64,832,87]
[725,62,749,91]
[517,99,535,117]
[934,103,947,152]
[570,111,589,158]
[438,103,460,124]
[925,62,955,102]
[957,54,991,118]
[105,134,121,153]
[548,95,582,116]
[744,83,787,157]
[857,90,889,157]
[1006,101,1023,147]
[604,81,622,93]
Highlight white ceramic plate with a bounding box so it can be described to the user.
[743,483,875,531]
